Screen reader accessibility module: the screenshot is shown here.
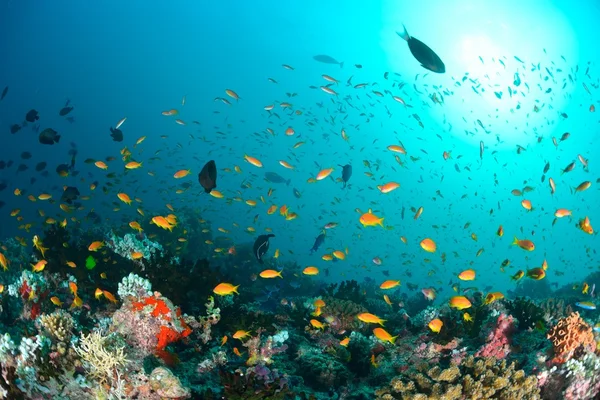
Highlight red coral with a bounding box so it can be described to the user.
[132,296,172,320]
[547,311,596,364]
[157,326,180,351]
[475,314,515,359]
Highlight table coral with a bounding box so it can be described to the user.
[547,311,596,364]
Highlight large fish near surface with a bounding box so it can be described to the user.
[264,172,290,185]
[396,25,445,73]
[339,164,352,188]
[253,234,275,264]
[313,54,344,68]
[198,160,217,193]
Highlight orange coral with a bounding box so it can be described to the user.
[547,311,596,364]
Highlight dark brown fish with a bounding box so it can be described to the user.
[198,160,217,193]
[39,128,60,145]
[397,25,445,73]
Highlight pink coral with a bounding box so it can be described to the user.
[475,314,515,359]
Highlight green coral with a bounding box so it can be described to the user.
[376,355,540,400]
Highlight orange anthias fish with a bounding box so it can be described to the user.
[449,296,472,310]
[259,269,283,279]
[512,237,535,251]
[88,241,104,251]
[428,318,443,333]
[233,330,251,340]
[379,280,401,290]
[357,312,385,326]
[578,216,594,234]
[359,209,384,227]
[213,283,239,296]
[303,266,319,275]
[373,327,398,344]
[103,290,118,303]
[420,238,436,253]
[458,269,476,281]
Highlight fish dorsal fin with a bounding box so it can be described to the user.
[368,209,373,214]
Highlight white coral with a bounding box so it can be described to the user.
[117,272,152,300]
[74,331,128,386]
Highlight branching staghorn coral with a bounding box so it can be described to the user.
[74,331,128,386]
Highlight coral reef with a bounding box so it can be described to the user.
[546,312,596,364]
[376,355,540,399]
[475,314,515,359]
[74,330,128,386]
[106,231,164,261]
[111,291,192,358]
[506,297,545,331]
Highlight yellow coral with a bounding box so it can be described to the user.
[39,310,74,342]
[382,355,540,399]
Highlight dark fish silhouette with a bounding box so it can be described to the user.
[110,127,123,142]
[0,86,7,101]
[313,55,344,68]
[39,128,60,145]
[25,109,40,122]
[35,162,47,172]
[310,232,325,254]
[61,186,80,204]
[265,172,290,185]
[10,124,21,134]
[253,233,275,264]
[293,188,302,198]
[59,106,74,116]
[396,25,445,73]
[198,160,217,193]
[339,164,352,188]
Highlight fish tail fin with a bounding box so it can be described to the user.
[390,335,398,344]
[233,285,240,294]
[55,135,61,143]
[512,236,518,246]
[379,319,386,326]
[396,25,409,41]
[340,61,344,68]
[378,218,384,227]
[278,270,283,278]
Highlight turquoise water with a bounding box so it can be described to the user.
[1,0,597,292]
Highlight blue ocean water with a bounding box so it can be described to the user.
[0,1,599,397]
[1,0,598,292]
